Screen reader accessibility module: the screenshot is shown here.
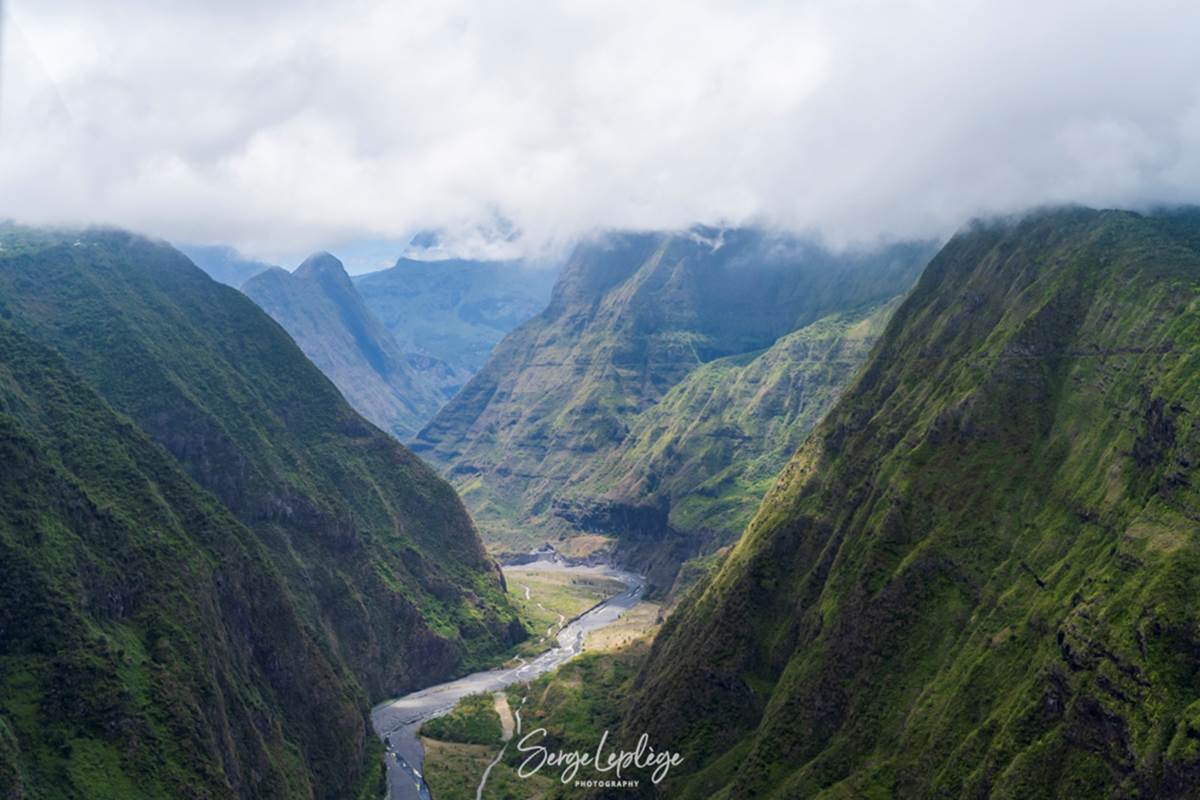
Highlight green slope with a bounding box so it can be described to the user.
[628,208,1200,799]
[0,226,523,797]
[242,252,465,439]
[414,229,931,571]
[0,320,368,799]
[559,298,899,585]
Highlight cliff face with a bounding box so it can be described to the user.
[242,252,464,439]
[0,227,523,798]
[412,229,931,576]
[628,208,1200,799]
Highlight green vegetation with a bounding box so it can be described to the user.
[420,645,652,799]
[504,567,626,653]
[414,229,932,589]
[420,738,558,800]
[421,693,503,745]
[628,208,1200,798]
[567,298,900,589]
[502,645,654,794]
[0,226,522,797]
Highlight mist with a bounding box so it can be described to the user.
[3,0,1199,261]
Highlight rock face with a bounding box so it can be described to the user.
[243,252,466,439]
[627,208,1200,799]
[353,256,559,374]
[0,226,522,799]
[412,228,932,581]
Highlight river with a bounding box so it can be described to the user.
[371,560,646,800]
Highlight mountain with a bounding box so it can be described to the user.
[177,243,274,287]
[0,226,522,798]
[353,256,559,374]
[559,297,900,588]
[627,208,1200,799]
[242,252,466,439]
[412,228,932,577]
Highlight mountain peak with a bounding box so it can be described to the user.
[295,250,347,278]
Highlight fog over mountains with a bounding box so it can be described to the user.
[5,2,1200,258]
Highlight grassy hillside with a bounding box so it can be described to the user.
[559,298,899,584]
[414,229,930,575]
[243,252,464,439]
[628,208,1200,799]
[0,320,374,798]
[0,226,524,797]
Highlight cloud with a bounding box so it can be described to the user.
[2,0,1199,264]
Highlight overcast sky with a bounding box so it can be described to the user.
[3,0,1200,268]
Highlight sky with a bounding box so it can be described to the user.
[2,0,1200,270]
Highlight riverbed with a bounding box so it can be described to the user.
[371,560,645,800]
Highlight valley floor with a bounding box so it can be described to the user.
[374,561,653,800]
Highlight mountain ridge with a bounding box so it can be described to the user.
[412,229,934,583]
[0,225,523,798]
[625,207,1200,799]
[242,251,462,438]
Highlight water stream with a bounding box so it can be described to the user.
[371,560,645,800]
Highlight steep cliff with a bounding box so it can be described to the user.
[0,226,523,798]
[628,208,1200,799]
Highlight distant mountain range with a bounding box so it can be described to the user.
[177,243,275,287]
[412,227,935,588]
[242,252,467,439]
[0,227,521,798]
[354,257,559,374]
[222,249,557,440]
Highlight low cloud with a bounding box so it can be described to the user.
[3,0,1199,263]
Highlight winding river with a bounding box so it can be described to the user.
[371,560,646,800]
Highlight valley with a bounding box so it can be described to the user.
[0,227,523,798]
[4,209,1199,800]
[413,229,935,593]
[4,7,1196,799]
[373,559,649,800]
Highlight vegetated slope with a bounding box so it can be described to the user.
[0,320,370,799]
[561,298,900,584]
[353,256,559,374]
[413,228,931,570]
[242,252,465,439]
[628,208,1200,799]
[0,226,524,797]
[178,243,274,287]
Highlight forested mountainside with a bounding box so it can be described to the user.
[0,227,522,798]
[413,228,932,583]
[627,208,1200,799]
[354,256,559,374]
[242,252,465,439]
